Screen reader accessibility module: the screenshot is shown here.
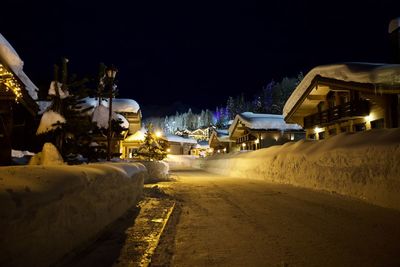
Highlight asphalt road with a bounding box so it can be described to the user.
[151,168,400,267]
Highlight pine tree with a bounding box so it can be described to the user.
[135,124,167,161]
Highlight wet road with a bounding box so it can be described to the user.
[152,168,400,267]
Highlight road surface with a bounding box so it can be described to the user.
[151,168,400,267]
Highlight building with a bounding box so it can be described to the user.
[208,129,234,154]
[283,63,400,140]
[175,126,214,141]
[163,134,198,155]
[228,112,304,151]
[0,34,39,165]
[190,140,211,157]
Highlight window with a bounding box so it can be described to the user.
[308,133,316,140]
[371,118,385,129]
[318,131,325,140]
[354,122,366,132]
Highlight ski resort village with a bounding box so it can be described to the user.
[1,3,400,267]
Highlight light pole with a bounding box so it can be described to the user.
[106,65,118,161]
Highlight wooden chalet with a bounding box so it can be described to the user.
[228,112,305,151]
[0,35,39,165]
[208,129,234,154]
[283,63,400,140]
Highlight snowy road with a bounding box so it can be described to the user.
[152,168,400,267]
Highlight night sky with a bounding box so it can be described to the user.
[2,0,400,117]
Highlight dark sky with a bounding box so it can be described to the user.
[2,0,399,117]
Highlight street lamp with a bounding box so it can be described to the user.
[106,65,118,161]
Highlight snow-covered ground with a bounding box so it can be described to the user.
[164,155,198,170]
[0,162,147,267]
[139,160,170,182]
[197,128,400,211]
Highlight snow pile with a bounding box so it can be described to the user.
[200,128,400,211]
[283,63,400,117]
[115,113,129,129]
[48,81,69,99]
[29,143,64,165]
[139,160,170,182]
[230,112,302,132]
[36,110,66,135]
[0,162,146,267]
[0,33,38,100]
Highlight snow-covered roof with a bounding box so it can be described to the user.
[389,17,400,33]
[125,128,146,142]
[229,112,302,134]
[79,97,140,113]
[0,33,38,100]
[164,134,198,144]
[283,63,400,118]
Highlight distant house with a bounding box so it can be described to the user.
[190,140,210,157]
[283,63,400,140]
[175,126,213,141]
[208,129,234,154]
[0,34,39,165]
[163,134,198,155]
[228,112,304,151]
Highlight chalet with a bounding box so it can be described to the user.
[208,129,234,153]
[163,134,197,155]
[190,140,211,157]
[283,63,400,140]
[175,126,213,141]
[229,112,304,151]
[0,34,39,165]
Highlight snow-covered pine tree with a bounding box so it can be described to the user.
[135,123,167,161]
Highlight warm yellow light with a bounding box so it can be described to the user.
[166,148,171,153]
[155,131,162,138]
[314,127,323,133]
[365,114,373,122]
[217,149,221,153]
[254,139,259,144]
[0,63,22,101]
[242,143,246,147]
[223,148,226,152]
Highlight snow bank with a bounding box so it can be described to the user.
[29,143,64,165]
[199,129,400,211]
[139,161,170,182]
[0,162,146,267]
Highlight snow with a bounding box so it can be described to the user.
[91,104,121,129]
[29,143,64,165]
[283,63,400,118]
[229,112,302,133]
[198,128,400,211]
[36,110,66,135]
[79,97,140,114]
[36,100,52,115]
[164,155,198,170]
[48,81,69,99]
[139,160,170,182]
[389,17,400,33]
[125,128,146,141]
[0,162,146,267]
[165,134,198,144]
[12,149,35,158]
[0,33,38,100]
[115,113,129,129]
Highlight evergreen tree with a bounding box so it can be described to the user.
[135,124,167,161]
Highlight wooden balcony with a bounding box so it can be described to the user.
[304,100,369,128]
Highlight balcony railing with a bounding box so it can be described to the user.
[304,100,369,129]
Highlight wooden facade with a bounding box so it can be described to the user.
[285,74,400,140]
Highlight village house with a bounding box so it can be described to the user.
[0,34,39,165]
[283,63,400,140]
[162,134,198,155]
[228,112,304,151]
[208,129,234,154]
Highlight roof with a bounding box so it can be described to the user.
[283,63,400,118]
[389,17,400,33]
[0,33,38,100]
[164,134,198,144]
[229,112,302,134]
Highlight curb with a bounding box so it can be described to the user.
[115,198,176,267]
